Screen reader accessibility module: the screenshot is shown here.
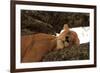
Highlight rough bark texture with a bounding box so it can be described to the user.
[42,43,89,61]
[21,10,89,35]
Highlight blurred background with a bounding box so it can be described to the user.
[21,10,89,35]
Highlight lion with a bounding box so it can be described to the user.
[56,24,80,49]
[21,24,80,62]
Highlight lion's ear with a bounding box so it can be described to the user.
[63,24,70,33]
[64,24,69,27]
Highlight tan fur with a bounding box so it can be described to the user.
[68,31,80,47]
[56,24,69,49]
[57,24,69,40]
[21,33,56,62]
[56,24,80,49]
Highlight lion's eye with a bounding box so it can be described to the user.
[67,39,69,43]
[66,36,69,39]
[65,36,70,43]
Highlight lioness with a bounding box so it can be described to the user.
[21,24,80,62]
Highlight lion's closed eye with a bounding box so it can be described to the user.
[65,36,70,43]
